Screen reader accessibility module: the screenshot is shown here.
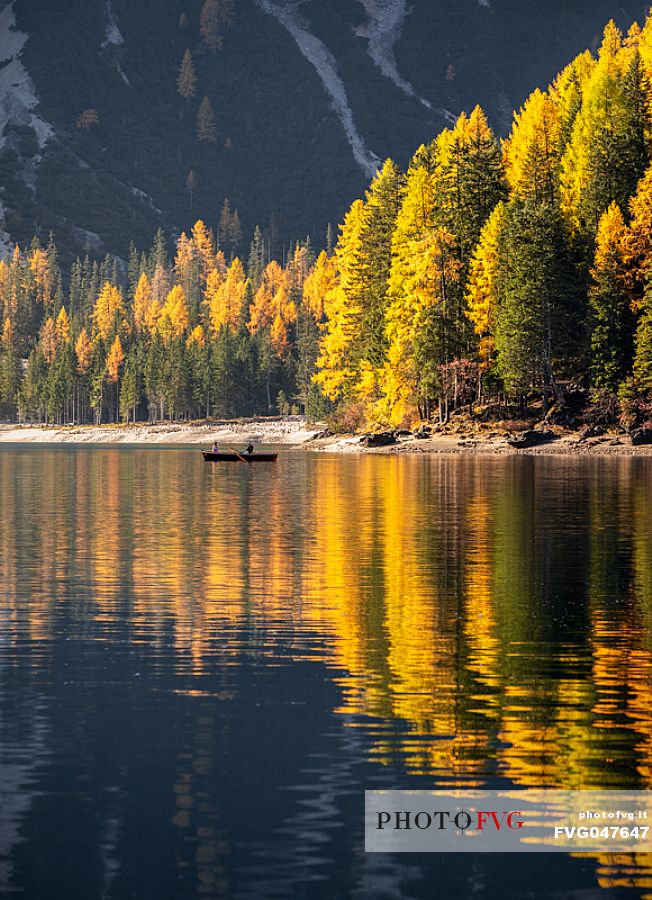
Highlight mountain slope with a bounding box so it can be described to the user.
[0,0,636,261]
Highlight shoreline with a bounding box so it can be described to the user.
[0,418,651,456]
[0,418,320,446]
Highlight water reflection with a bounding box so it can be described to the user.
[0,448,651,898]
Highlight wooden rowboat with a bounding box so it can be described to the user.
[202,450,278,463]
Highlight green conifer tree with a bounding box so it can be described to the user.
[589,202,636,391]
[495,199,580,406]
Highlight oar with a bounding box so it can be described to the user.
[229,446,248,463]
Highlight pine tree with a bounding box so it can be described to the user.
[19,350,47,422]
[127,242,141,299]
[384,227,462,423]
[589,202,636,391]
[177,49,197,99]
[45,345,75,424]
[433,107,506,269]
[196,96,217,144]
[186,326,212,417]
[0,318,20,418]
[163,338,190,419]
[633,280,652,393]
[247,226,266,289]
[144,334,166,420]
[357,159,402,368]
[120,349,141,423]
[495,199,580,406]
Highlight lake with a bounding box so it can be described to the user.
[0,446,651,899]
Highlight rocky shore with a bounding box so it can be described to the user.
[308,423,652,456]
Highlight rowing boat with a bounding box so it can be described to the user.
[202,451,278,463]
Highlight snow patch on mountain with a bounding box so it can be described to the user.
[254,0,380,176]
[354,0,428,105]
[0,2,23,61]
[354,0,456,124]
[0,2,52,151]
[0,1,53,252]
[116,62,130,85]
[102,0,124,47]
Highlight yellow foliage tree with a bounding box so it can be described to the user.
[624,163,652,300]
[550,51,596,145]
[158,285,190,341]
[205,258,246,332]
[106,335,124,383]
[302,251,336,321]
[175,232,195,283]
[248,261,296,356]
[1,316,14,350]
[0,261,10,323]
[191,220,216,285]
[314,200,367,401]
[503,89,562,203]
[377,165,437,422]
[187,324,205,348]
[133,272,152,332]
[92,282,125,343]
[39,317,58,363]
[29,248,55,308]
[248,261,288,331]
[466,203,505,361]
[55,306,70,345]
[382,228,462,425]
[559,21,646,234]
[75,328,93,375]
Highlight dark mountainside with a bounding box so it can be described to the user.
[0,0,638,262]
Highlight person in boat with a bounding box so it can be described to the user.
[212,442,219,453]
[246,444,254,455]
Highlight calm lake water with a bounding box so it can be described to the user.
[1,446,651,899]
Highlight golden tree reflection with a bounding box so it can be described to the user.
[1,449,652,894]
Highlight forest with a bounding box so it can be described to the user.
[2,16,652,430]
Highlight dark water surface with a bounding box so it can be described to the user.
[1,446,651,899]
